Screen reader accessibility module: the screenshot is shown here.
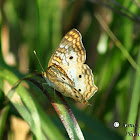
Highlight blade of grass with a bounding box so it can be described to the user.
[0,18,4,64]
[8,81,65,140]
[26,77,66,140]
[36,104,66,140]
[125,47,140,140]
[94,13,140,74]
[36,0,62,69]
[0,106,9,140]
[27,76,85,140]
[137,115,140,139]
[70,105,123,140]
[0,65,66,139]
[0,67,46,140]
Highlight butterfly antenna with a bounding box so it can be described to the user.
[33,50,45,72]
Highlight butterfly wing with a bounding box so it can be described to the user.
[48,29,86,68]
[44,65,88,104]
[65,64,98,101]
[47,28,98,103]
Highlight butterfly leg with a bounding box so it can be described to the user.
[42,83,48,93]
[53,88,57,100]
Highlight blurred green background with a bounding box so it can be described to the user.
[0,0,140,140]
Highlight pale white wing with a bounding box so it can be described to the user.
[48,29,86,68]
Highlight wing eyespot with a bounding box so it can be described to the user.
[74,90,76,93]
[79,75,82,78]
[62,77,65,80]
[76,95,79,98]
[78,89,81,92]
[69,56,73,59]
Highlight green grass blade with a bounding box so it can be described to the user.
[28,76,85,140]
[0,63,67,139]
[125,48,140,140]
[36,0,62,69]
[0,68,45,140]
[0,17,4,64]
[95,13,140,74]
[0,106,9,140]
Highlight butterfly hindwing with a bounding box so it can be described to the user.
[65,64,98,101]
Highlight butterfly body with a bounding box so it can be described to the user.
[43,29,98,104]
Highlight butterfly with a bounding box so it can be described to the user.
[42,29,98,104]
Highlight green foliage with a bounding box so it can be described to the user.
[0,0,140,140]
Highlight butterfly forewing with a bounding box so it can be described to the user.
[48,29,86,68]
